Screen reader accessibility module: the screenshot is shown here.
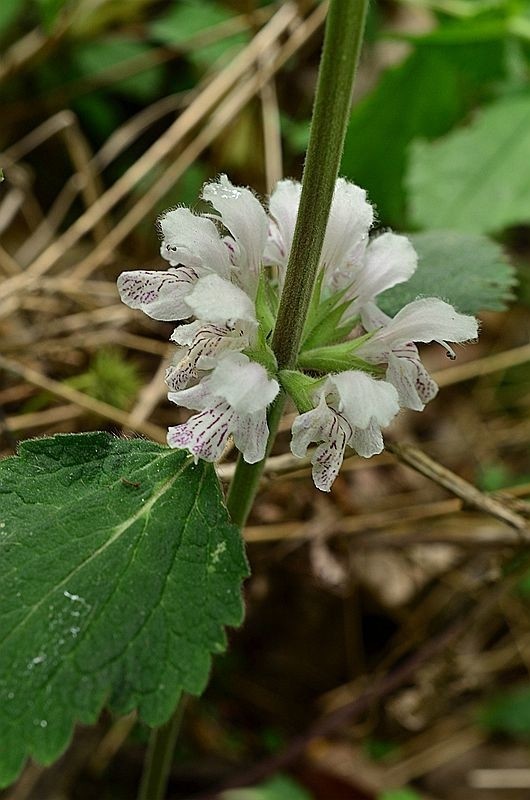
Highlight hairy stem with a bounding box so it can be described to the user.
[139,4,369,796]
[226,0,368,526]
[271,0,368,370]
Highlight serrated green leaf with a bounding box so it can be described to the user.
[378,230,516,316]
[408,94,530,233]
[341,36,506,226]
[0,432,248,787]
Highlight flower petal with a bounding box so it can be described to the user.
[290,394,334,458]
[321,178,373,272]
[167,401,234,461]
[264,179,302,270]
[184,274,257,325]
[356,232,417,305]
[233,410,269,464]
[167,319,252,391]
[167,379,211,411]
[330,371,400,430]
[350,419,385,458]
[386,352,438,411]
[202,175,268,295]
[158,206,230,277]
[372,298,478,350]
[117,267,197,321]
[206,352,279,414]
[291,396,351,492]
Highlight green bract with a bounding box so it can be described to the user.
[0,433,248,787]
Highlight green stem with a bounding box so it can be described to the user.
[139,3,368,794]
[226,0,368,526]
[137,696,187,800]
[271,0,368,370]
[226,394,286,526]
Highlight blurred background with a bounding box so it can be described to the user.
[2,0,530,798]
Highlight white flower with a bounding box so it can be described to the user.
[164,273,259,391]
[263,178,416,314]
[356,299,479,410]
[328,232,418,315]
[118,175,268,322]
[264,177,373,284]
[116,174,481,483]
[291,372,400,491]
[202,175,268,298]
[167,353,279,464]
[264,179,301,271]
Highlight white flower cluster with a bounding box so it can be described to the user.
[118,175,478,491]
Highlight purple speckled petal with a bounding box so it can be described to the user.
[117,267,198,321]
[167,401,235,462]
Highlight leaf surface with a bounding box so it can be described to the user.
[0,433,247,786]
[341,37,505,226]
[407,94,530,233]
[378,230,516,316]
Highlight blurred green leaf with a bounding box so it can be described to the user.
[364,736,400,761]
[378,791,422,800]
[477,463,514,492]
[0,0,25,39]
[150,0,248,68]
[72,93,121,142]
[222,774,313,800]
[378,230,516,316]
[74,37,163,101]
[341,35,506,226]
[408,94,530,233]
[281,115,310,155]
[36,0,69,31]
[480,684,530,737]
[70,0,153,36]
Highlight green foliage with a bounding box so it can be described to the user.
[74,36,163,101]
[281,115,310,155]
[476,462,514,492]
[0,0,25,40]
[363,736,400,761]
[149,0,248,68]
[479,684,530,738]
[298,340,380,376]
[302,272,354,350]
[378,231,516,316]
[341,32,506,226]
[66,348,142,410]
[36,0,69,31]
[378,790,422,800]
[0,433,248,787]
[222,774,313,800]
[408,94,530,233]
